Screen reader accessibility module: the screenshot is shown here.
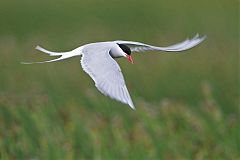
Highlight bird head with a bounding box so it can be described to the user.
[117,44,134,64]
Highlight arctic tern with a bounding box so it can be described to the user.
[22,34,206,109]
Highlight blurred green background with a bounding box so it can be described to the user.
[0,0,239,159]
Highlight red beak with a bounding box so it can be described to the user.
[127,55,134,64]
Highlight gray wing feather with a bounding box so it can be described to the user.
[114,34,206,53]
[80,48,135,109]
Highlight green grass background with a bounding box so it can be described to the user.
[0,0,239,159]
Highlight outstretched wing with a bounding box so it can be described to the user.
[114,34,206,53]
[80,48,135,109]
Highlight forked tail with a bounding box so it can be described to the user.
[21,45,83,64]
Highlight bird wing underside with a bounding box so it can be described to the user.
[80,48,135,109]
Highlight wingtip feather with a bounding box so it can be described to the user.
[129,104,136,110]
[35,45,42,51]
[21,62,33,64]
[128,100,135,110]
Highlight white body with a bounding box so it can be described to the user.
[22,34,206,109]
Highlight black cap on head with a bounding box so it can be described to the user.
[117,44,131,55]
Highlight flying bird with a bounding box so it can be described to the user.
[22,34,206,109]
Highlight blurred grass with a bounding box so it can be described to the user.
[0,0,239,159]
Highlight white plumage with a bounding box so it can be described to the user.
[81,43,135,109]
[22,34,206,109]
[114,34,206,52]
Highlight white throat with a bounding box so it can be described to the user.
[110,44,126,58]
